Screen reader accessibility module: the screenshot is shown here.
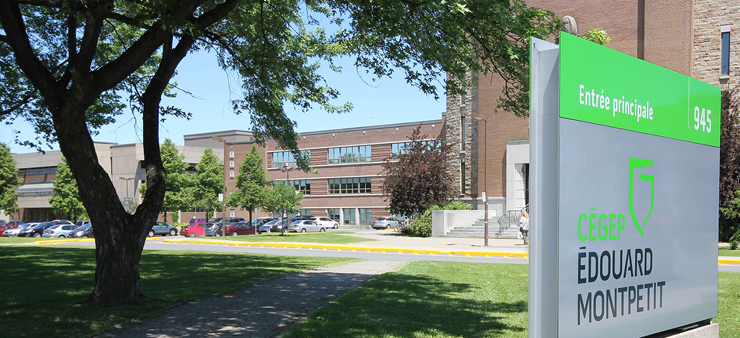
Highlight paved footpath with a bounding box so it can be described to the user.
[99,260,406,338]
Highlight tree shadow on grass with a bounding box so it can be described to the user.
[284,267,529,338]
[0,246,349,338]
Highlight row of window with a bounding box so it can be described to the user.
[328,177,371,194]
[270,142,413,167]
[272,150,311,168]
[270,177,375,195]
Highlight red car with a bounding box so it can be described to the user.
[225,222,259,236]
[180,223,208,237]
[0,223,18,236]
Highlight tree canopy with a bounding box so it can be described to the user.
[189,148,224,219]
[381,126,455,217]
[49,158,88,222]
[0,0,562,306]
[0,143,23,216]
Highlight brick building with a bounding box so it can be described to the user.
[216,119,445,225]
[448,0,740,216]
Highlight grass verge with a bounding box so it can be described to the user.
[282,262,740,338]
[0,237,44,243]
[206,231,375,244]
[0,246,354,338]
[719,247,740,257]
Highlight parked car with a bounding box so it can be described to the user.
[372,216,400,230]
[224,222,259,236]
[289,215,311,222]
[0,223,17,236]
[189,218,207,225]
[180,222,208,237]
[310,217,339,229]
[42,223,79,238]
[3,223,35,237]
[20,221,57,237]
[267,219,290,232]
[205,223,225,237]
[252,217,276,227]
[258,224,274,233]
[289,220,325,233]
[7,220,26,226]
[75,220,91,227]
[69,224,94,238]
[148,221,178,237]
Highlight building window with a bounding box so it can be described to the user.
[26,167,57,176]
[461,86,466,104]
[328,208,340,222]
[391,142,412,155]
[461,117,466,151]
[229,161,234,168]
[722,30,731,75]
[359,208,372,225]
[229,151,235,159]
[343,208,356,225]
[229,171,234,178]
[460,161,466,195]
[298,209,312,216]
[291,180,311,194]
[328,177,372,194]
[272,150,310,168]
[328,146,371,163]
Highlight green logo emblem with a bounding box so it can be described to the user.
[628,158,654,237]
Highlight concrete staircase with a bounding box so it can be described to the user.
[444,218,520,238]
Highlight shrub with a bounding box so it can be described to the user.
[730,230,740,250]
[406,201,474,237]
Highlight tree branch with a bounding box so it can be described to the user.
[0,1,62,111]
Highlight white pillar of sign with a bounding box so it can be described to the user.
[529,37,560,338]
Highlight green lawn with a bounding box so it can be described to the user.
[719,246,740,257]
[283,262,529,338]
[0,237,43,244]
[208,231,375,244]
[283,262,740,338]
[0,246,354,338]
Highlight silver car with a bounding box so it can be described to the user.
[310,217,339,229]
[288,220,325,233]
[3,223,36,237]
[42,224,79,238]
[372,216,400,230]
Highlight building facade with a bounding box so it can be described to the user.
[448,0,740,216]
[6,141,222,223]
[217,119,445,225]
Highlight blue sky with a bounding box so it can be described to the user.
[2,50,446,153]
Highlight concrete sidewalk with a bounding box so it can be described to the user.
[98,260,406,338]
[159,229,532,258]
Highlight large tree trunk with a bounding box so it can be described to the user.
[55,104,164,306]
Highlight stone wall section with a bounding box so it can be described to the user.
[445,72,476,198]
[693,0,740,90]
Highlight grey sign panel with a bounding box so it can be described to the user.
[557,118,719,337]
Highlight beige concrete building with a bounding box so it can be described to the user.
[6,141,222,222]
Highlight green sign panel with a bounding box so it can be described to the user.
[559,33,720,147]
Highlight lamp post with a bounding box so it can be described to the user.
[118,177,134,212]
[473,117,488,246]
[212,136,227,237]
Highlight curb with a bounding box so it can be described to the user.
[34,237,163,245]
[28,237,740,265]
[718,257,740,265]
[161,238,528,258]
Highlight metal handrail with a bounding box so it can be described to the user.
[496,204,529,237]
